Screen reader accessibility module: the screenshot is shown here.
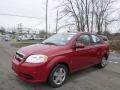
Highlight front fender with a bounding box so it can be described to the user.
[46,56,72,73]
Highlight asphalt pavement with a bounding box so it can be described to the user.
[0,42,120,90]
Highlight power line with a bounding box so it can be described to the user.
[0,13,43,20]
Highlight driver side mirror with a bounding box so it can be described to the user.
[73,43,85,49]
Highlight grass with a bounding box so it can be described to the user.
[11,42,34,48]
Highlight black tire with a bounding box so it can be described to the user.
[98,56,108,68]
[48,64,68,88]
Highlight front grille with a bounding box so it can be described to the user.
[15,52,24,62]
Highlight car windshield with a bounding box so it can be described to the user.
[42,33,75,45]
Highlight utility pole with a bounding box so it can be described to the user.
[55,10,59,34]
[46,0,48,38]
[17,23,23,36]
[49,25,51,37]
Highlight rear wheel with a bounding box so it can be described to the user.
[48,64,68,88]
[98,56,107,68]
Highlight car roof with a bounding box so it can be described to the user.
[66,32,91,35]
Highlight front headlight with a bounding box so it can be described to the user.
[25,55,48,63]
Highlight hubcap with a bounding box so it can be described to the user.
[53,68,66,85]
[101,57,107,67]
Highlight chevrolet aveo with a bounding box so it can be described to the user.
[12,32,109,88]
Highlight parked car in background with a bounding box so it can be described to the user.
[16,36,21,41]
[0,35,4,41]
[5,36,10,41]
[16,36,29,41]
[12,32,109,88]
[17,36,33,41]
[0,35,10,41]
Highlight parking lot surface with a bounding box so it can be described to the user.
[0,42,120,90]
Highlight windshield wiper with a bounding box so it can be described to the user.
[41,42,57,46]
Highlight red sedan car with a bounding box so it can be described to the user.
[12,32,109,88]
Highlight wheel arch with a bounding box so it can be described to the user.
[46,56,71,82]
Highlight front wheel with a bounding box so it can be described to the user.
[98,57,108,68]
[48,64,68,88]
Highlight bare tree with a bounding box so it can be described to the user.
[75,0,85,31]
[91,0,95,32]
[85,0,90,32]
[58,0,89,32]
[57,0,116,34]
[60,0,80,31]
[94,0,114,34]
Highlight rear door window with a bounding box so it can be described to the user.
[91,35,101,45]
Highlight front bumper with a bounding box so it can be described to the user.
[12,57,49,83]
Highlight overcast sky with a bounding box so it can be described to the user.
[0,0,120,33]
[0,0,60,32]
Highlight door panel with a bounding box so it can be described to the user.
[70,34,94,72]
[90,35,103,64]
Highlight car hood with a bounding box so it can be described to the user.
[17,44,66,58]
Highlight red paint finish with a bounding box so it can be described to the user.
[12,32,109,83]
